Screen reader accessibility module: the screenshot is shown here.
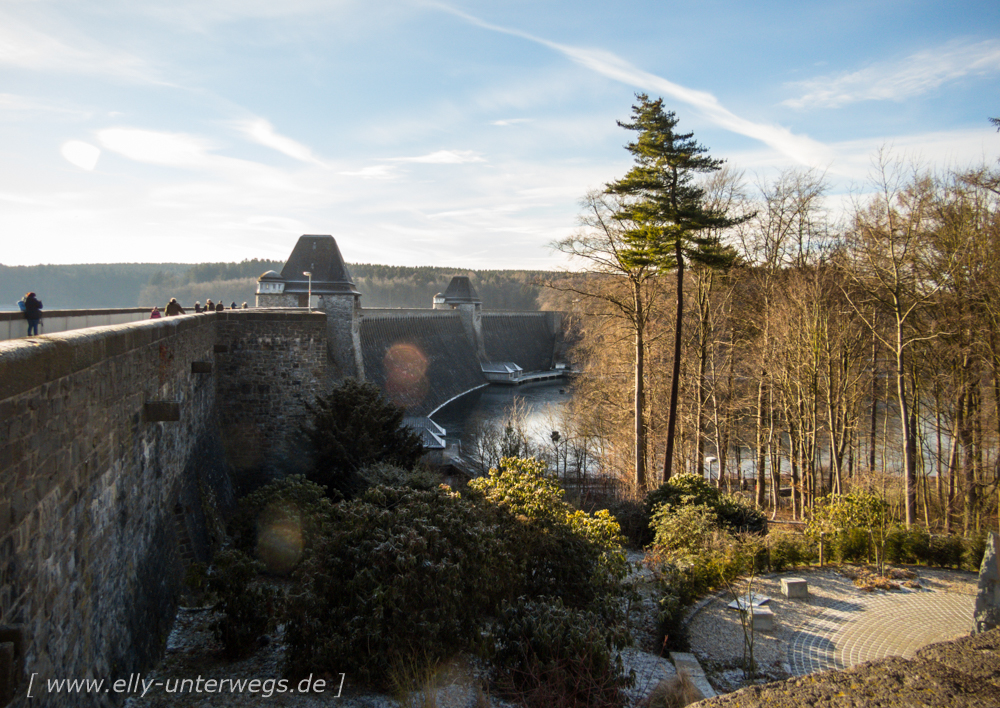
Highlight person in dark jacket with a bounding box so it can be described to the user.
[165,298,185,316]
[205,299,214,312]
[194,301,202,313]
[215,301,225,312]
[230,301,237,310]
[23,292,42,336]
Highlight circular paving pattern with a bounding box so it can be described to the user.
[788,589,975,676]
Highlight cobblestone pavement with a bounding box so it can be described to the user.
[788,588,975,675]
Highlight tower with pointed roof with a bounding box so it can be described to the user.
[439,276,485,361]
[257,235,364,381]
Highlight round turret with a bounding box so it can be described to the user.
[257,270,285,295]
[432,292,447,310]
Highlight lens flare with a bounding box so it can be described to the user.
[256,507,303,575]
[384,342,429,407]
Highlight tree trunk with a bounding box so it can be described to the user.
[662,245,685,482]
[633,279,647,491]
[895,334,917,527]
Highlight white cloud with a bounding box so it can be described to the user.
[338,165,399,179]
[491,118,533,126]
[388,150,485,164]
[232,118,328,166]
[428,3,833,168]
[784,39,1000,109]
[0,12,163,83]
[0,93,92,119]
[98,128,219,168]
[61,141,101,171]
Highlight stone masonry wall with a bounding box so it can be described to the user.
[0,315,220,706]
[214,310,328,486]
[0,309,327,706]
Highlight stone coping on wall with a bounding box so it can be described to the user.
[0,307,152,322]
[360,308,462,318]
[0,309,326,401]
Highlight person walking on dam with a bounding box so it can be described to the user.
[23,292,42,336]
[165,298,185,316]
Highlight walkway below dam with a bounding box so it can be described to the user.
[685,566,978,693]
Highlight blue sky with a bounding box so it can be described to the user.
[1,0,998,268]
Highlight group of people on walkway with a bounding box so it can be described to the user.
[18,291,252,334]
[150,299,249,318]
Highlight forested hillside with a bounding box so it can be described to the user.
[0,263,191,310]
[1,260,551,311]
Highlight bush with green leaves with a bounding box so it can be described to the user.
[283,484,514,687]
[356,461,439,490]
[645,473,720,516]
[227,475,337,573]
[208,550,280,659]
[964,531,988,571]
[644,473,766,542]
[301,379,424,499]
[807,490,891,574]
[646,502,752,650]
[929,534,965,568]
[766,529,817,571]
[488,597,633,708]
[284,457,634,689]
[469,457,631,614]
[834,527,870,563]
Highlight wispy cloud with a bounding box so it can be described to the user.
[387,149,485,164]
[784,39,1000,109]
[0,93,93,119]
[232,118,328,166]
[491,118,533,126]
[338,165,399,179]
[427,2,833,167]
[0,12,164,84]
[98,128,221,168]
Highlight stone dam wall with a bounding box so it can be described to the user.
[0,303,558,704]
[0,309,327,706]
[359,308,562,416]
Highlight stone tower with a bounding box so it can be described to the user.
[257,235,364,382]
[441,276,485,361]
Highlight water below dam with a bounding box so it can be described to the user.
[430,380,572,466]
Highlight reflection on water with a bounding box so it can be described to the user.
[430,381,571,456]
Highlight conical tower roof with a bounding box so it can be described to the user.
[442,276,480,304]
[280,235,359,295]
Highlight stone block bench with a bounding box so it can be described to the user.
[782,577,809,599]
[751,606,775,631]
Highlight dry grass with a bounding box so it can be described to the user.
[838,564,919,592]
[638,670,702,708]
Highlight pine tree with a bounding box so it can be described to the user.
[606,94,743,483]
[302,379,424,498]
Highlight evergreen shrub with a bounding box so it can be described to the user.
[964,531,988,572]
[488,597,633,708]
[834,527,869,563]
[766,529,817,571]
[644,473,766,542]
[469,457,631,616]
[208,550,280,659]
[283,484,511,687]
[302,379,424,499]
[283,457,633,690]
[227,475,336,573]
[929,534,965,568]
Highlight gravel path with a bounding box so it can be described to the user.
[685,566,978,694]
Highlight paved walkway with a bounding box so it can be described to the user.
[788,588,975,675]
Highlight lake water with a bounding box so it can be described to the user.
[430,380,572,461]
